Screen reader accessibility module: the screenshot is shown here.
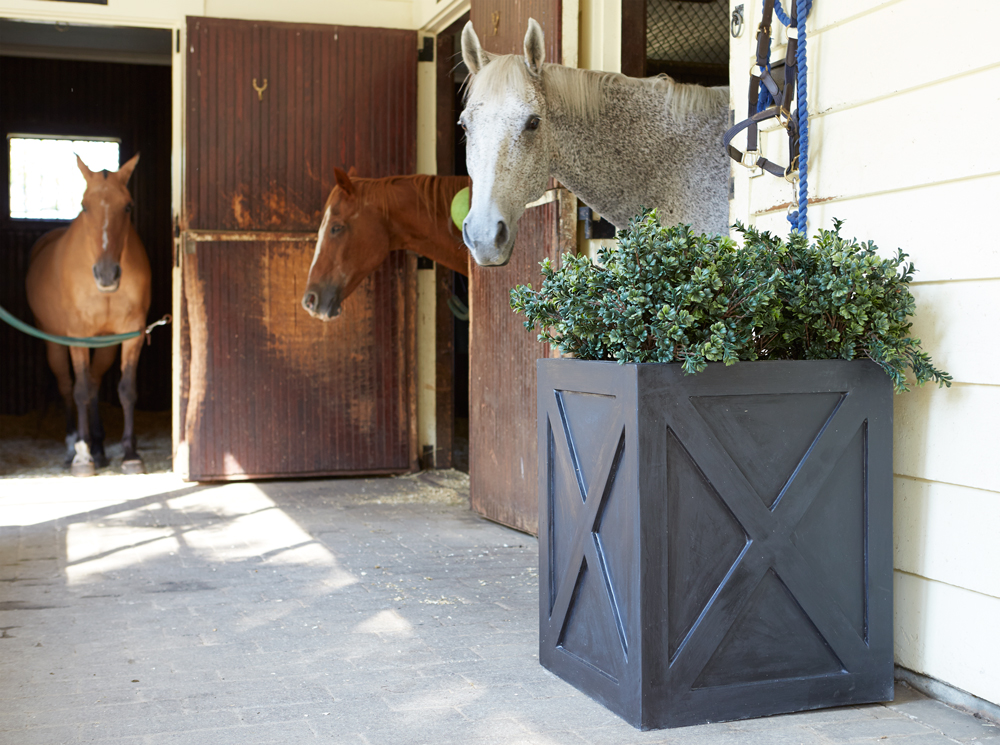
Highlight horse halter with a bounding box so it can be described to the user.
[723,0,801,180]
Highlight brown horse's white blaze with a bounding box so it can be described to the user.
[302,168,471,322]
[25,153,152,476]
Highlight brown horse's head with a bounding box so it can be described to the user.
[302,167,390,321]
[76,153,140,293]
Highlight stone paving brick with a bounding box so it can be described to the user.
[144,720,316,745]
[2,473,995,745]
[887,698,1000,742]
[0,723,88,745]
[811,716,938,740]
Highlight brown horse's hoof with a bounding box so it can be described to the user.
[71,461,96,477]
[121,459,145,475]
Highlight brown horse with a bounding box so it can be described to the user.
[302,168,470,320]
[25,154,152,476]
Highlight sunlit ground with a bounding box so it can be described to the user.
[0,466,589,743]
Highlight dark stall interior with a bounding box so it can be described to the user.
[435,14,471,472]
[0,20,173,472]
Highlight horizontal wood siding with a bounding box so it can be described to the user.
[730,0,1000,705]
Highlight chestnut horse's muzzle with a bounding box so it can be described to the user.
[302,284,342,320]
[92,262,122,293]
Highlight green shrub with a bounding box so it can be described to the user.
[509,210,951,393]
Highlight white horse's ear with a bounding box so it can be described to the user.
[523,18,545,77]
[461,21,489,75]
[117,153,140,184]
[76,154,94,180]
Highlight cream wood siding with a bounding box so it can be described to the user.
[730,0,1000,705]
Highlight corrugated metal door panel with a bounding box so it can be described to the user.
[182,18,417,479]
[469,201,561,535]
[470,0,562,62]
[183,241,414,480]
[185,18,417,231]
[466,0,564,534]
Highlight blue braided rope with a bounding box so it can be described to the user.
[793,0,810,235]
[771,0,812,234]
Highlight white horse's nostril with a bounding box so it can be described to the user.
[495,220,509,250]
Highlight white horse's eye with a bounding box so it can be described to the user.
[526,116,541,131]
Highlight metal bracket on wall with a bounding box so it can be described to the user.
[417,36,434,62]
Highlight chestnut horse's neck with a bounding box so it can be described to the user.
[358,175,471,275]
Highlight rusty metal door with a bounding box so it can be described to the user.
[179,17,418,480]
[467,0,568,534]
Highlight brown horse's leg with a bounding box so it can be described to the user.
[68,346,96,477]
[44,341,77,466]
[87,346,118,469]
[118,336,144,474]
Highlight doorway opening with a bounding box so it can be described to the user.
[435,13,471,473]
[0,19,173,476]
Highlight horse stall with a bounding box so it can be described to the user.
[177,18,419,480]
[0,21,173,475]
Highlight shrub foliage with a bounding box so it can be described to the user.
[509,210,951,393]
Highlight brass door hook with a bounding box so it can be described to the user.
[252,78,268,101]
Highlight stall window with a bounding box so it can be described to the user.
[8,135,120,220]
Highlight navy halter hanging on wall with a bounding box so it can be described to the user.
[724,0,812,234]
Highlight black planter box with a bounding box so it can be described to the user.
[537,359,894,729]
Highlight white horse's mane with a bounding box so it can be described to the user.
[466,55,729,121]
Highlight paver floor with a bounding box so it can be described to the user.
[0,470,996,744]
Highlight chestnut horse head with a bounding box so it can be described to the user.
[302,167,389,320]
[302,168,471,321]
[76,153,141,292]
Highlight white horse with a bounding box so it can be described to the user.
[459,18,731,266]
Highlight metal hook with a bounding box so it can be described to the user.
[785,156,800,183]
[731,5,745,38]
[144,314,172,345]
[252,78,268,101]
[491,11,500,36]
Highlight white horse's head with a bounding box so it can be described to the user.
[460,18,550,267]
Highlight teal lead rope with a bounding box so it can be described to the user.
[0,304,171,348]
